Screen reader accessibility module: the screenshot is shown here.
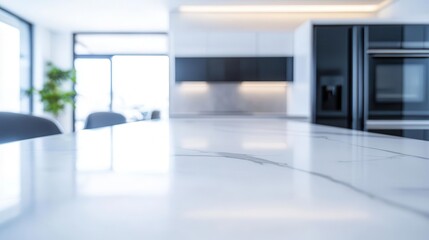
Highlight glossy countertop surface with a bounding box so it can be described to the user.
[0,118,429,239]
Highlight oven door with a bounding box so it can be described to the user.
[368,51,429,120]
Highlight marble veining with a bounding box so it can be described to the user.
[311,137,429,161]
[337,154,405,163]
[0,118,429,240]
[214,123,429,161]
[177,150,429,221]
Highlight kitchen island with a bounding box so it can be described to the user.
[0,118,428,239]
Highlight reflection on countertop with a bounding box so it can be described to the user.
[0,118,428,240]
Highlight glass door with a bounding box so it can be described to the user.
[112,56,169,120]
[73,33,169,130]
[74,58,112,130]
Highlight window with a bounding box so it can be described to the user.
[0,8,32,113]
[73,33,169,130]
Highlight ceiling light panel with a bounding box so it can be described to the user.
[179,0,392,13]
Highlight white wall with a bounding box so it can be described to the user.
[50,32,73,69]
[288,22,312,118]
[32,25,51,115]
[378,0,429,20]
[32,27,74,133]
[50,31,74,133]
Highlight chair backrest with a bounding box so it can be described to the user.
[0,112,62,144]
[84,112,126,129]
[151,110,161,120]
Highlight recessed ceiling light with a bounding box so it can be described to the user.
[179,0,392,13]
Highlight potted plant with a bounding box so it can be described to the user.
[29,62,76,117]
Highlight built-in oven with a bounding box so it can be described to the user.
[367,49,429,119]
[366,49,429,140]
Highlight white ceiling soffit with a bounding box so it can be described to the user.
[75,34,168,55]
[0,0,169,32]
[176,0,394,13]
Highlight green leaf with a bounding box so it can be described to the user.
[28,62,76,116]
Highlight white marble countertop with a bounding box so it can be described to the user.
[0,118,428,239]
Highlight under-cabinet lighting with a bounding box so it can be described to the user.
[240,82,287,87]
[179,82,209,94]
[180,0,392,13]
[239,82,287,93]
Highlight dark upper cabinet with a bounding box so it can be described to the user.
[368,25,402,49]
[224,58,240,82]
[208,58,240,82]
[175,58,207,82]
[425,26,429,48]
[368,25,427,49]
[286,58,294,82]
[239,58,259,81]
[259,58,289,81]
[176,57,293,82]
[207,58,226,82]
[403,25,425,48]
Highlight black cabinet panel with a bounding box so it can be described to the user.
[403,25,425,48]
[175,57,293,82]
[286,58,294,82]
[259,58,288,81]
[368,25,402,49]
[225,58,240,82]
[207,58,226,82]
[425,26,429,48]
[368,25,428,49]
[208,58,241,82]
[240,58,259,81]
[175,58,207,82]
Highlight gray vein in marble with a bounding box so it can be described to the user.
[175,154,220,158]
[213,126,397,140]
[181,150,429,221]
[185,124,429,160]
[213,124,429,161]
[337,154,405,163]
[321,137,429,161]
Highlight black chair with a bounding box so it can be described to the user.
[0,112,62,144]
[151,110,161,120]
[84,112,126,129]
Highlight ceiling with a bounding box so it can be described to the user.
[0,0,170,32]
[0,0,390,32]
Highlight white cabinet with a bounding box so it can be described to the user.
[207,32,257,56]
[174,32,207,56]
[257,32,294,56]
[174,31,294,57]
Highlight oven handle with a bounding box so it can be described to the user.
[366,120,429,130]
[370,54,429,58]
